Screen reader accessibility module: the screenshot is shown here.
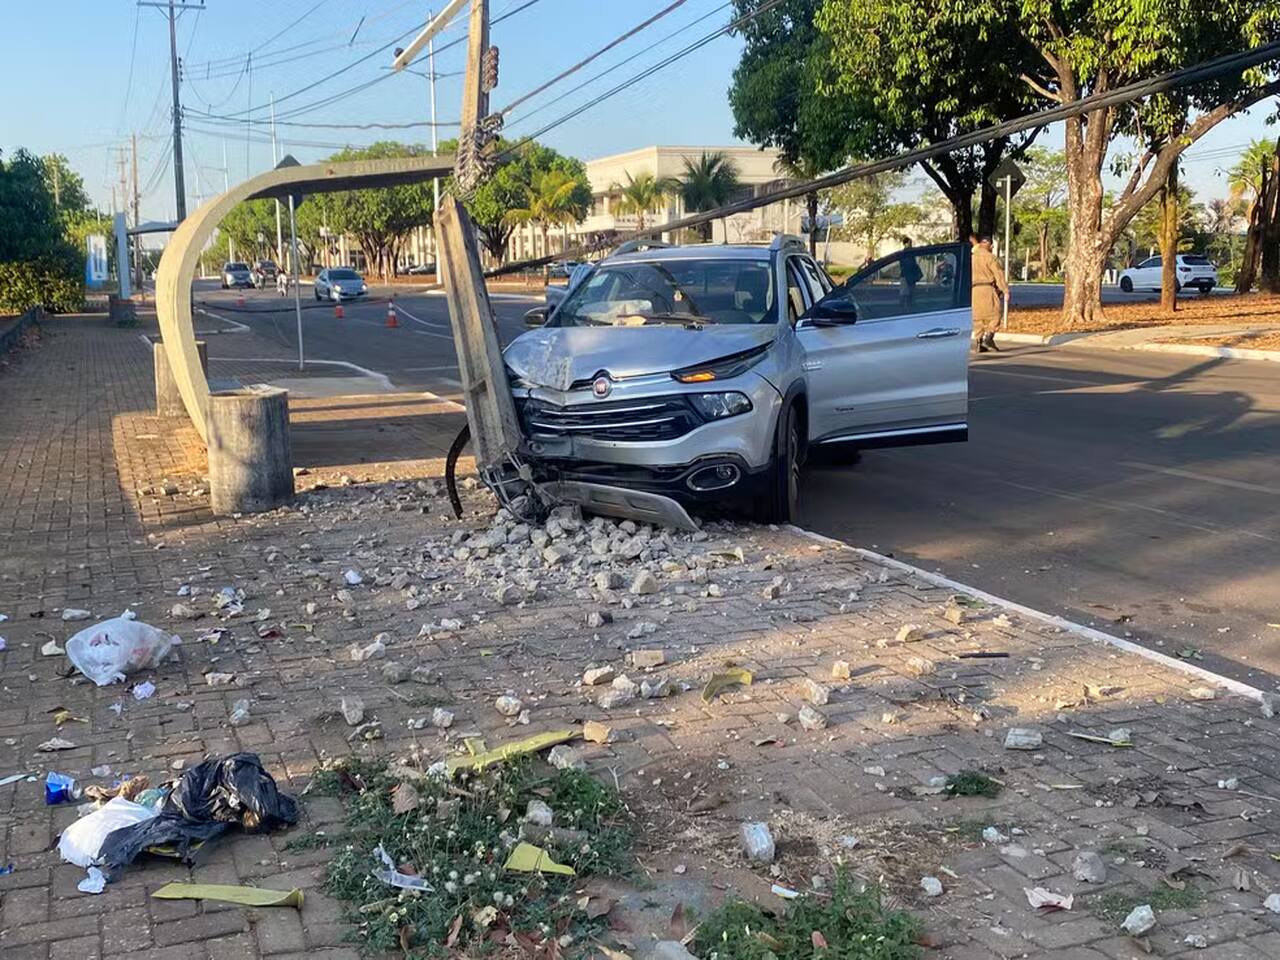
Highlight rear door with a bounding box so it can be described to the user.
[796,243,970,447]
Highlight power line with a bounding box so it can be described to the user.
[207,0,540,123]
[497,0,786,160]
[247,0,332,61]
[498,0,691,116]
[117,5,143,134]
[503,0,732,128]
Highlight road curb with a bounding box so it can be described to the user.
[785,524,1266,703]
[1116,340,1280,363]
[996,331,1094,346]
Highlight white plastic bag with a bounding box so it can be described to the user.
[58,797,158,867]
[65,618,180,686]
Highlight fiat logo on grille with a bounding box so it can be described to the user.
[592,375,612,399]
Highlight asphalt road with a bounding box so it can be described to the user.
[199,281,1280,685]
[1009,281,1228,308]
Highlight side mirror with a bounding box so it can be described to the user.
[523,306,550,327]
[800,301,857,327]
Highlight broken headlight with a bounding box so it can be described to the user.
[689,391,753,421]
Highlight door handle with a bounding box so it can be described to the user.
[917,328,961,339]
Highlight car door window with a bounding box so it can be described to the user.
[785,261,809,324]
[812,245,965,321]
[1140,257,1161,269]
[795,257,830,303]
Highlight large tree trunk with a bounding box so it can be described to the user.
[1159,162,1179,315]
[806,192,819,256]
[1038,223,1050,279]
[1261,143,1280,293]
[977,179,999,239]
[1237,195,1263,293]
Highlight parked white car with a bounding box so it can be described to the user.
[1119,254,1218,293]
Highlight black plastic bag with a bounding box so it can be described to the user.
[97,753,298,880]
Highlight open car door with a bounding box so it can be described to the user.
[796,242,971,451]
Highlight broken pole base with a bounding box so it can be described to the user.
[207,387,294,515]
[155,340,208,418]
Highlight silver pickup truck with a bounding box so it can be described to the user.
[507,235,971,522]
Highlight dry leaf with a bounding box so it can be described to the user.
[595,945,632,960]
[585,897,615,921]
[669,902,689,940]
[392,782,421,814]
[444,913,463,948]
[1232,866,1252,891]
[701,666,753,703]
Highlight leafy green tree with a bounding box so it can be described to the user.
[829,170,921,260]
[1011,148,1069,278]
[0,149,63,262]
[1124,184,1205,259]
[1228,138,1276,218]
[727,0,863,254]
[611,171,679,232]
[322,142,436,279]
[503,170,589,275]
[816,0,1038,241]
[817,0,1280,325]
[680,152,741,241]
[440,138,590,263]
[220,200,280,263]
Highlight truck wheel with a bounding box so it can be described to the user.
[756,404,801,524]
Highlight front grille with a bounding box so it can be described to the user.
[517,395,700,442]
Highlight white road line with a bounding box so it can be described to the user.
[194,306,251,333]
[1121,460,1280,496]
[206,356,395,392]
[786,526,1265,703]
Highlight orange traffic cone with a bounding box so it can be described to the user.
[334,303,344,319]
[385,300,399,328]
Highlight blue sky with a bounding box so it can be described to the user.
[2,0,1274,222]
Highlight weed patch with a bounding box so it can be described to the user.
[692,871,920,960]
[945,771,1002,798]
[321,756,629,956]
[1087,883,1203,923]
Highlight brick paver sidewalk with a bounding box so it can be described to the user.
[2,317,1279,960]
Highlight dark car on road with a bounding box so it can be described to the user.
[221,262,253,289]
[252,260,279,288]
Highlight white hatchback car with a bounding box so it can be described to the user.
[1119,254,1218,293]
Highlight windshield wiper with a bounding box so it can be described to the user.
[639,313,715,327]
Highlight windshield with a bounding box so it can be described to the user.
[226,262,249,271]
[258,261,276,269]
[329,269,360,280]
[553,258,775,327]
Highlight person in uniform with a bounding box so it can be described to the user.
[970,234,1009,353]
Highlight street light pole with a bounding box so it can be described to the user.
[271,95,284,267]
[429,20,440,215]
[289,195,304,371]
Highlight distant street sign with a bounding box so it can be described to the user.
[275,155,305,208]
[988,158,1026,197]
[86,235,108,287]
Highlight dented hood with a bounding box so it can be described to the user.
[504,324,776,391]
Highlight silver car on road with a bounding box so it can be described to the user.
[313,267,369,301]
[505,236,972,521]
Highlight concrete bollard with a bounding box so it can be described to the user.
[206,387,294,515]
[154,340,209,417]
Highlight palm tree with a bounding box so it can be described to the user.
[611,170,679,232]
[503,170,587,276]
[774,154,828,256]
[1228,139,1274,214]
[679,151,741,241]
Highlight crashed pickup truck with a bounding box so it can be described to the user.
[504,235,972,523]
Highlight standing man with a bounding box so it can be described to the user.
[970,234,1009,353]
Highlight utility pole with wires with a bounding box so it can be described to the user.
[132,133,145,292]
[220,140,235,264]
[138,0,204,222]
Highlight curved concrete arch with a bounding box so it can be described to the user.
[156,154,455,440]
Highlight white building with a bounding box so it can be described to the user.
[506,144,803,262]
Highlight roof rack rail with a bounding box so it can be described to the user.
[613,238,674,255]
[768,233,808,252]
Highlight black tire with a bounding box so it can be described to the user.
[1201,282,1214,295]
[1175,279,1182,294]
[1119,276,1133,293]
[314,289,321,301]
[756,404,801,524]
